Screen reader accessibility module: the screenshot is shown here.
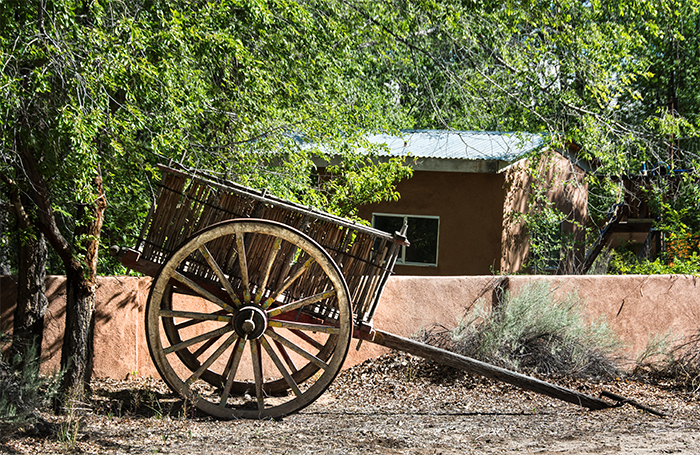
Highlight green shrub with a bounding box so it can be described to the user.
[608,249,700,275]
[418,281,622,378]
[0,336,59,436]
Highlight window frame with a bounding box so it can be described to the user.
[371,213,440,267]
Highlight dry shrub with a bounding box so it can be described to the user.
[635,331,700,392]
[416,281,622,379]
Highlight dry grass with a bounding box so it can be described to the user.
[415,281,623,379]
[634,330,700,393]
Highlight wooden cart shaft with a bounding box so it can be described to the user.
[354,328,611,410]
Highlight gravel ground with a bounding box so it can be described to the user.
[2,352,699,454]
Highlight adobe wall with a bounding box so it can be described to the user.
[1,274,699,378]
[501,151,588,274]
[356,171,505,276]
[1,276,151,378]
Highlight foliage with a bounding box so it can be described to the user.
[3,0,700,275]
[418,281,621,378]
[503,151,584,274]
[508,183,570,274]
[321,154,413,217]
[348,0,700,264]
[608,247,700,275]
[524,202,568,273]
[0,203,13,274]
[357,0,686,160]
[607,204,700,275]
[0,335,60,436]
[0,0,416,277]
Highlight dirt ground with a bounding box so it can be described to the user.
[2,352,699,454]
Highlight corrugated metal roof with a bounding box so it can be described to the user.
[366,130,546,161]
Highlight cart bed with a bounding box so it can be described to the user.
[130,164,406,325]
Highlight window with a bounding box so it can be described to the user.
[372,213,439,266]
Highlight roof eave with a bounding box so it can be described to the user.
[409,157,510,173]
[313,155,513,174]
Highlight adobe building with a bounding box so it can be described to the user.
[352,130,589,276]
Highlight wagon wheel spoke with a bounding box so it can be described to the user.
[198,245,243,308]
[192,334,223,359]
[255,237,282,305]
[260,335,301,397]
[235,231,251,304]
[273,338,298,373]
[266,289,337,318]
[220,337,247,406]
[265,329,329,370]
[262,257,316,310]
[172,271,236,312]
[268,319,341,335]
[186,333,238,386]
[250,340,264,412]
[163,325,233,355]
[157,288,230,388]
[289,329,324,351]
[146,219,352,420]
[160,309,232,324]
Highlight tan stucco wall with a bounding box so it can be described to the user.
[357,171,506,276]
[2,274,699,379]
[357,151,587,277]
[510,275,700,364]
[1,276,153,378]
[501,151,588,274]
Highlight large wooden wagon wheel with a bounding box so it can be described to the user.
[145,219,352,419]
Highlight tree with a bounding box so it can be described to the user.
[0,0,412,407]
[0,201,11,275]
[1,178,49,370]
[342,0,700,271]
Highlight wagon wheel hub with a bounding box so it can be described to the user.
[233,305,267,339]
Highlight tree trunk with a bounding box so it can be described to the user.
[1,173,50,367]
[15,143,107,411]
[0,204,11,275]
[58,262,97,408]
[9,229,49,368]
[14,141,107,411]
[57,183,106,410]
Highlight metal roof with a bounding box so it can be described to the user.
[365,130,546,161]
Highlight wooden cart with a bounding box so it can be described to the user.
[115,164,641,420]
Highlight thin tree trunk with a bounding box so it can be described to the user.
[57,178,106,410]
[16,144,107,411]
[59,262,96,408]
[10,229,49,368]
[1,173,50,368]
[0,204,11,275]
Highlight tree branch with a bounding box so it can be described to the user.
[0,172,30,230]
[17,143,72,265]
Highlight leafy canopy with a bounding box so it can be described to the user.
[0,0,413,274]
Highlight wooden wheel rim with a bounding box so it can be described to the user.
[145,219,352,419]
